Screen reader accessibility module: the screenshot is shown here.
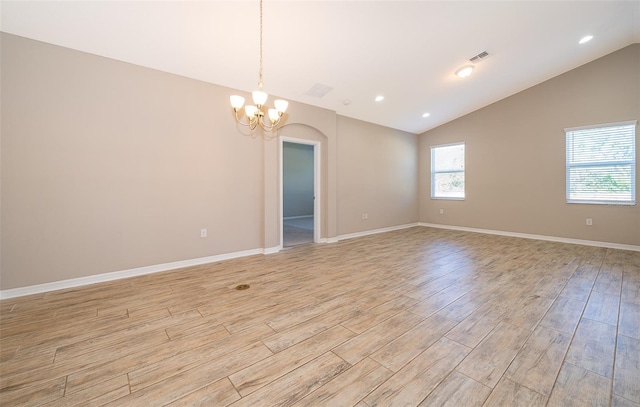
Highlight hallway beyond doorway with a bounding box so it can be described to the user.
[283,216,314,246]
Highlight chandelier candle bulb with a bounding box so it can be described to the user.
[252,90,268,107]
[274,99,289,113]
[230,95,245,110]
[245,105,258,117]
[268,109,279,123]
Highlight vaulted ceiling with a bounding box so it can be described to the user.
[2,1,639,134]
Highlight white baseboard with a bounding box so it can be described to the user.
[337,223,420,241]
[323,237,339,244]
[263,246,282,255]
[419,222,640,252]
[0,247,274,300]
[5,223,636,300]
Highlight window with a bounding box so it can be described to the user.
[431,143,465,199]
[565,121,636,205]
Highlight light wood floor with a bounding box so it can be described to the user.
[1,227,639,406]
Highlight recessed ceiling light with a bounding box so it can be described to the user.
[455,65,474,78]
[579,35,593,44]
[422,113,431,118]
[375,95,384,102]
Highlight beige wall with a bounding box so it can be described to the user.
[2,33,637,292]
[1,33,262,289]
[337,116,418,235]
[419,44,640,246]
[1,33,417,290]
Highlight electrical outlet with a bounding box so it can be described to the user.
[586,219,592,226]
[439,209,444,215]
[361,213,368,220]
[200,228,207,237]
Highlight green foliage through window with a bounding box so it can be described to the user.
[565,122,636,204]
[431,143,465,199]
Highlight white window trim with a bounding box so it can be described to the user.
[565,120,637,206]
[431,142,465,200]
[564,120,637,133]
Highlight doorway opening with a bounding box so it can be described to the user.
[280,138,320,247]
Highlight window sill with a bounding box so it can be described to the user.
[431,197,465,201]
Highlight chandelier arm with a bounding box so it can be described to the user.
[258,115,271,132]
[233,111,251,127]
[234,110,263,131]
[249,114,259,130]
[258,114,283,133]
[260,121,280,140]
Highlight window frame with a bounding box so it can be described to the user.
[430,142,466,200]
[565,120,637,206]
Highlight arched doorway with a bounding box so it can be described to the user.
[280,137,321,247]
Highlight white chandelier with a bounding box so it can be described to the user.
[230,0,288,136]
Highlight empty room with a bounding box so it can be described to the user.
[1,1,639,406]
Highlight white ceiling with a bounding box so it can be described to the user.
[1,1,639,134]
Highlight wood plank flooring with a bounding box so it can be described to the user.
[1,226,639,406]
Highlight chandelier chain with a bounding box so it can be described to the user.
[258,0,263,89]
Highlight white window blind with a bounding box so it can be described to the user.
[565,121,636,205]
[431,143,465,199]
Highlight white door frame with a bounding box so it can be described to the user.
[280,137,321,247]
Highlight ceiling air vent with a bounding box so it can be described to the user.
[304,83,334,99]
[469,51,489,63]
